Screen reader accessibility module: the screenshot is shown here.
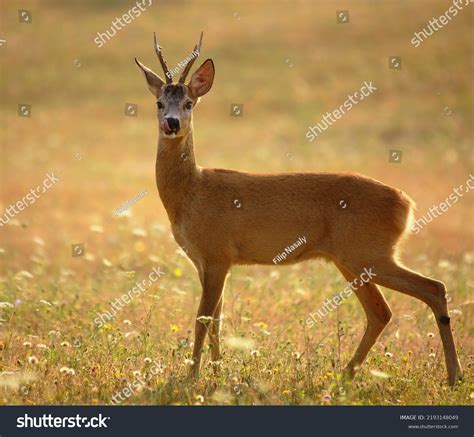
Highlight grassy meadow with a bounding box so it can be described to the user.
[0,0,473,405]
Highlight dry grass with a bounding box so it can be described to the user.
[0,0,473,405]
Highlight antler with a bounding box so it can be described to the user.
[178,31,204,84]
[154,32,172,84]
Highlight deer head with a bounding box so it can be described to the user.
[135,32,215,139]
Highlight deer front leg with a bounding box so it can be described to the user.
[209,295,224,362]
[190,264,228,378]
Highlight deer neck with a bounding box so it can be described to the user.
[155,129,198,223]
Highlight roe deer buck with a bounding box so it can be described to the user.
[135,32,463,385]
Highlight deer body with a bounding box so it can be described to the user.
[136,33,463,386]
[158,135,412,268]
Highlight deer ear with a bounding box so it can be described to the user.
[188,59,215,98]
[135,58,165,97]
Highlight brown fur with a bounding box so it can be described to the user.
[159,148,413,268]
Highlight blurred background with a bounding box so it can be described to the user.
[2,0,472,254]
[0,0,472,405]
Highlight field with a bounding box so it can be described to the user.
[0,0,473,405]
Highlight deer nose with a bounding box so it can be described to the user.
[166,117,180,131]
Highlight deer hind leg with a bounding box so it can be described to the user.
[335,262,392,379]
[190,264,228,378]
[354,258,463,386]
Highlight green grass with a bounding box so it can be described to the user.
[0,242,472,405]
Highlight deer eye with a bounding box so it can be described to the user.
[157,101,164,109]
[184,101,193,110]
